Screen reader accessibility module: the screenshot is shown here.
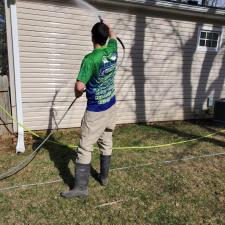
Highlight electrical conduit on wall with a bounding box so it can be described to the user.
[8,0,25,153]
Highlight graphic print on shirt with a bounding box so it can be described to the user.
[95,53,117,104]
[86,51,117,110]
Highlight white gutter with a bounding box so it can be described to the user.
[9,0,25,153]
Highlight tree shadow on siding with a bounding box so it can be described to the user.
[213,45,225,99]
[168,22,225,119]
[167,21,199,119]
[130,15,147,123]
[158,22,225,157]
[182,26,199,119]
[194,27,225,114]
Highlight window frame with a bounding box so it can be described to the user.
[197,25,223,52]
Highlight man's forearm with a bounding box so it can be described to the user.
[75,80,86,98]
[107,23,117,40]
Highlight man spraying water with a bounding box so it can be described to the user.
[60,21,118,198]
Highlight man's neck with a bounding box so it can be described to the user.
[94,43,103,49]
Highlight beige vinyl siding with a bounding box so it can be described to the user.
[17,0,225,130]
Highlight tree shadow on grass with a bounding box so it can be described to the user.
[33,135,77,189]
[33,135,100,189]
[153,121,225,159]
[31,90,78,189]
[152,121,225,146]
[119,121,224,161]
[32,91,100,188]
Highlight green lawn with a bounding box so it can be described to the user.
[1,120,225,225]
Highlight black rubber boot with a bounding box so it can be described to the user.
[99,155,111,186]
[60,163,90,199]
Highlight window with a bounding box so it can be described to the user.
[197,26,223,52]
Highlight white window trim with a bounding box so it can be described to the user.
[196,25,223,52]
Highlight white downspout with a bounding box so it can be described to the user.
[9,0,25,153]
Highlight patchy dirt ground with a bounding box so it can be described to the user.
[0,134,16,153]
[0,133,35,153]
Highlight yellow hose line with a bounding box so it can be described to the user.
[0,104,38,137]
[112,130,225,150]
[1,103,225,151]
[0,104,75,148]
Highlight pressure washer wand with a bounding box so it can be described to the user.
[98,15,103,23]
[57,98,77,126]
[98,15,125,51]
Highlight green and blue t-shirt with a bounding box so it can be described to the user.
[77,39,118,112]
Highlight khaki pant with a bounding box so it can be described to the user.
[76,104,117,164]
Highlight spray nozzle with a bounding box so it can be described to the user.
[98,15,103,23]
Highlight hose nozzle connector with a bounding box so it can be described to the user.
[98,15,103,23]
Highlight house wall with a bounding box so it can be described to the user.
[16,0,225,130]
